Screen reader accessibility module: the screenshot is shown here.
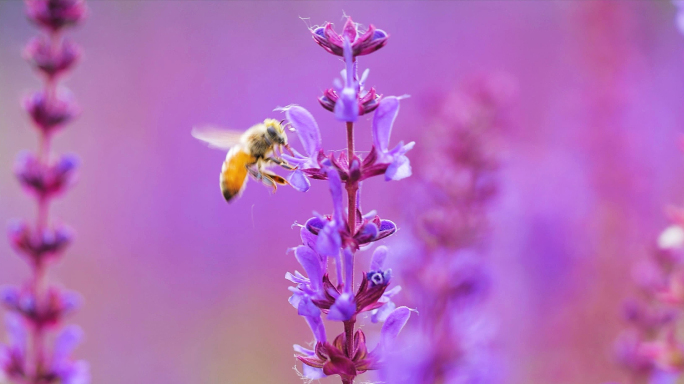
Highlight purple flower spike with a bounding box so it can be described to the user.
[24,36,81,78]
[10,2,88,381]
[372,96,415,181]
[24,90,80,134]
[311,17,389,57]
[333,38,359,123]
[26,0,87,32]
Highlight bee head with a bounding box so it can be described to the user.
[266,120,287,145]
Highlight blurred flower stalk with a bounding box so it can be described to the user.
[282,17,414,384]
[385,76,514,383]
[1,1,89,383]
[608,6,684,384]
[613,218,684,384]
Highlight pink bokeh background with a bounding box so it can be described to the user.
[2,1,684,383]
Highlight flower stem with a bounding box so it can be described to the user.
[344,121,357,383]
[346,121,357,236]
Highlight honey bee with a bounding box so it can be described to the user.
[192,119,295,202]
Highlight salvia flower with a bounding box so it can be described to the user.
[283,99,414,188]
[303,164,397,254]
[2,1,88,382]
[384,77,513,384]
[613,220,684,383]
[24,35,81,78]
[0,316,27,382]
[26,0,87,32]
[296,307,411,380]
[319,39,382,119]
[8,221,73,263]
[15,152,79,198]
[46,326,90,384]
[24,90,80,134]
[1,286,81,329]
[272,16,412,384]
[311,16,389,57]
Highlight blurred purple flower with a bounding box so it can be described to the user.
[24,36,81,78]
[4,2,88,382]
[311,16,388,57]
[675,1,684,36]
[26,0,87,32]
[8,221,73,263]
[1,286,81,329]
[49,326,90,384]
[24,90,80,134]
[319,39,382,120]
[15,152,79,198]
[0,316,27,382]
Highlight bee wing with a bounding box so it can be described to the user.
[191,125,244,150]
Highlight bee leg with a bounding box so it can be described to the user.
[260,170,288,194]
[267,156,297,171]
[246,164,280,193]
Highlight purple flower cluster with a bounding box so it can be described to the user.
[612,216,684,384]
[385,76,514,384]
[281,17,414,384]
[1,1,88,383]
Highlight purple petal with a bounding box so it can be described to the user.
[316,221,342,257]
[5,315,26,353]
[288,170,310,192]
[677,2,684,36]
[371,301,396,324]
[300,226,318,253]
[380,306,412,346]
[370,246,388,271]
[53,326,83,363]
[304,314,327,343]
[288,289,305,309]
[303,365,327,380]
[305,217,325,235]
[324,164,344,225]
[355,222,379,244]
[327,293,356,321]
[285,106,321,156]
[1,287,19,308]
[294,246,323,291]
[385,155,412,181]
[334,88,358,123]
[293,344,315,356]
[55,360,90,384]
[334,38,359,123]
[372,96,400,153]
[298,296,322,318]
[343,249,354,294]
